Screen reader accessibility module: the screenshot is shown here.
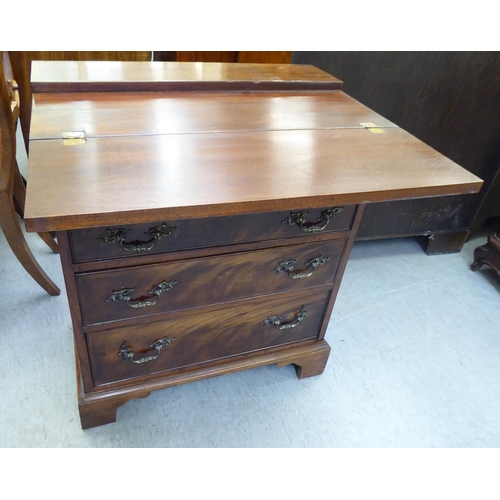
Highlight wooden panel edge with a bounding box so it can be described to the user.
[25,182,483,233]
[57,231,95,393]
[31,80,343,93]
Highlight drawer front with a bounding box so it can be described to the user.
[69,205,356,263]
[76,238,346,326]
[87,287,330,386]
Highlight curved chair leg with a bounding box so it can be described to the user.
[12,160,58,253]
[37,231,59,253]
[12,159,26,217]
[1,195,60,296]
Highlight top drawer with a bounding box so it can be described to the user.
[69,205,356,263]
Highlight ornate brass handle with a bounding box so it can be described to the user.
[282,207,343,233]
[106,280,177,309]
[261,305,307,330]
[99,223,176,253]
[118,337,175,364]
[273,255,330,279]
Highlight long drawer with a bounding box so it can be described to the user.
[87,287,331,386]
[69,205,356,263]
[76,238,346,326]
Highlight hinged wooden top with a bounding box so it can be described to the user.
[24,61,483,233]
[30,61,343,93]
[29,90,398,139]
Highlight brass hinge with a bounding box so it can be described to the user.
[62,131,86,146]
[360,122,386,134]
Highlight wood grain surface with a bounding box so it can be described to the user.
[30,61,342,92]
[24,62,483,234]
[76,238,346,326]
[30,91,397,139]
[153,51,292,65]
[25,127,482,232]
[86,287,330,386]
[238,52,293,64]
[292,52,500,249]
[21,61,485,429]
[69,206,356,263]
[8,52,152,151]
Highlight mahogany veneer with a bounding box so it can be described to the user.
[24,62,482,429]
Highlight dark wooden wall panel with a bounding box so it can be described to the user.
[292,52,500,253]
[476,167,500,223]
[175,51,239,63]
[153,51,292,64]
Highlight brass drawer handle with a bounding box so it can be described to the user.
[273,255,330,279]
[261,305,307,330]
[106,280,177,309]
[99,223,176,253]
[282,207,343,233]
[119,337,175,364]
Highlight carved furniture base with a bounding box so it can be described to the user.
[471,232,500,279]
[77,340,331,429]
[79,391,152,430]
[277,342,331,378]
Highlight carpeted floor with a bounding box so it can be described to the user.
[1,211,499,447]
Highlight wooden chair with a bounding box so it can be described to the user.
[0,53,60,296]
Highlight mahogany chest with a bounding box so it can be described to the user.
[24,61,482,428]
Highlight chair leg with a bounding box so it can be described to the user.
[12,159,26,217]
[12,159,58,253]
[37,231,59,253]
[1,195,60,296]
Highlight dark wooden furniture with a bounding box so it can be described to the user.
[24,61,482,429]
[153,51,292,64]
[0,54,59,296]
[471,231,500,279]
[292,52,500,254]
[473,169,500,231]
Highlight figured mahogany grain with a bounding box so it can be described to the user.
[76,238,346,326]
[72,230,350,276]
[86,287,330,386]
[25,127,482,233]
[30,91,397,139]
